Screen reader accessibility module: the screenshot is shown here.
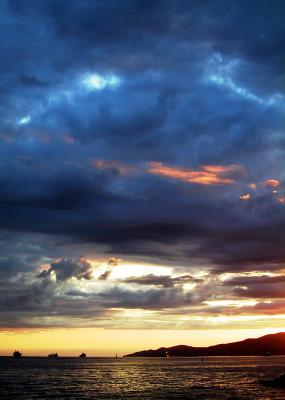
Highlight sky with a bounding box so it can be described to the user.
[0,0,284,356]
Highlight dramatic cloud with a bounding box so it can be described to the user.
[99,286,201,310]
[0,0,284,330]
[38,258,93,282]
[223,275,285,287]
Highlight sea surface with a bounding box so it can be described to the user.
[1,356,285,399]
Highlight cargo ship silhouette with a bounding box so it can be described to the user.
[48,353,59,359]
[13,351,22,359]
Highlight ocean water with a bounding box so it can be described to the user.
[1,356,285,399]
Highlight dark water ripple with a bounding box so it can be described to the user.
[1,356,285,399]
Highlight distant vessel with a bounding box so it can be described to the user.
[48,353,59,359]
[116,353,118,358]
[264,350,271,357]
[79,352,86,358]
[13,351,22,359]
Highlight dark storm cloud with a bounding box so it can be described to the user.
[121,274,203,288]
[234,285,285,299]
[0,277,115,328]
[207,221,285,274]
[224,275,285,286]
[222,273,285,299]
[0,0,284,327]
[0,257,31,280]
[99,286,203,310]
[38,258,93,281]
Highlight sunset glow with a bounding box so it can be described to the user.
[0,0,284,359]
[264,179,280,188]
[147,162,242,185]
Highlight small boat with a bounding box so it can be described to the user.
[13,350,22,359]
[79,352,86,358]
[48,353,59,359]
[264,350,271,357]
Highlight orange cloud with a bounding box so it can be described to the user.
[91,159,136,176]
[147,162,242,185]
[264,179,280,188]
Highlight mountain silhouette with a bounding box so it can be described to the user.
[124,332,285,357]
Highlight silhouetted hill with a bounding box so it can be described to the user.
[124,332,285,357]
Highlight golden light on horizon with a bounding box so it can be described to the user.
[205,299,258,307]
[1,327,285,357]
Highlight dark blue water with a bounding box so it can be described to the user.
[1,356,285,399]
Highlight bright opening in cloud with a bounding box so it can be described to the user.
[111,262,172,280]
[82,73,120,91]
[18,115,31,125]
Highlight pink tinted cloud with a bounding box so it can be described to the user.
[147,162,243,185]
[264,179,280,188]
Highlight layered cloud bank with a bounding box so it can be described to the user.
[0,0,284,331]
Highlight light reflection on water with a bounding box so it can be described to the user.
[1,356,285,399]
